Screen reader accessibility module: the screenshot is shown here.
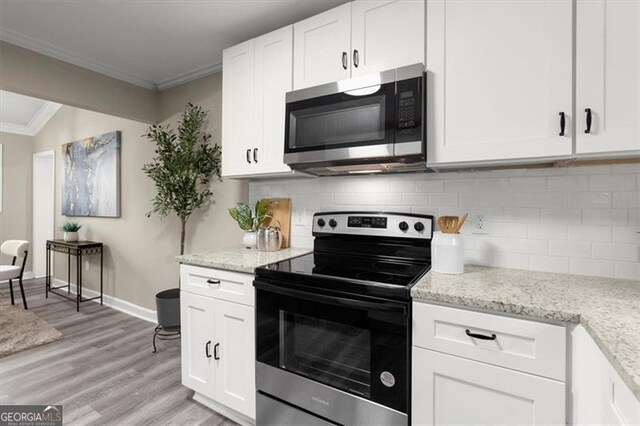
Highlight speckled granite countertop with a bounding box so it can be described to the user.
[411,266,640,399]
[176,246,311,274]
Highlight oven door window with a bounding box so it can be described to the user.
[256,286,407,413]
[285,82,395,153]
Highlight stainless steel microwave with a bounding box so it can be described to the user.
[284,63,426,176]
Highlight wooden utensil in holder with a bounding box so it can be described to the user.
[437,213,468,234]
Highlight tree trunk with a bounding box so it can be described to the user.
[180,218,187,256]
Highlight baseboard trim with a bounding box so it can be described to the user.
[192,392,255,426]
[52,278,157,323]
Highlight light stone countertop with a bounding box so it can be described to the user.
[411,265,640,399]
[176,246,311,274]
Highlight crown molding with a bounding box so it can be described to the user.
[156,62,223,91]
[0,27,158,90]
[0,101,61,136]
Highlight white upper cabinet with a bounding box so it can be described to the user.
[222,26,293,178]
[427,0,574,166]
[293,0,425,90]
[254,26,293,175]
[351,0,425,77]
[576,0,640,157]
[222,39,255,177]
[293,3,351,90]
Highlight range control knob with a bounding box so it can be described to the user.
[414,222,425,232]
[317,218,326,227]
[399,221,409,231]
[329,219,337,228]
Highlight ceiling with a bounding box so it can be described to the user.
[0,90,61,136]
[0,0,348,91]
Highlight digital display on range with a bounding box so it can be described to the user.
[348,216,387,229]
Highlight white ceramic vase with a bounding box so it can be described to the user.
[431,231,464,274]
[64,231,79,242]
[243,231,257,249]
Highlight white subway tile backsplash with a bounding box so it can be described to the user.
[592,243,639,262]
[250,164,640,280]
[589,174,637,191]
[549,240,592,258]
[612,191,639,208]
[568,225,612,242]
[615,262,640,280]
[612,227,640,243]
[415,180,444,193]
[528,224,568,240]
[567,192,611,208]
[569,258,615,278]
[508,177,547,192]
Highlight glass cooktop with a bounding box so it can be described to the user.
[260,252,430,287]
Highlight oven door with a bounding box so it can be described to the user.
[284,80,396,165]
[255,280,409,425]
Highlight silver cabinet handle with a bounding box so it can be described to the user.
[342,51,347,70]
[353,49,359,68]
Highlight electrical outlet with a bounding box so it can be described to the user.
[472,214,490,234]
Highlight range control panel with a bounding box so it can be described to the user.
[313,212,433,239]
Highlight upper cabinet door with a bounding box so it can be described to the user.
[576,0,640,156]
[254,26,293,175]
[293,3,351,90]
[222,39,255,177]
[427,0,573,166]
[351,0,425,77]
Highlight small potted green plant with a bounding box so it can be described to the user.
[62,222,82,242]
[228,200,269,248]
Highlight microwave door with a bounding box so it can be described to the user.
[284,81,396,164]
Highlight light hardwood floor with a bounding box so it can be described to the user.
[0,278,236,426]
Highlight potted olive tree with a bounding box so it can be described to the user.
[143,103,221,344]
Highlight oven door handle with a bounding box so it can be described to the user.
[255,281,407,314]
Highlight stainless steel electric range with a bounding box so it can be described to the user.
[254,212,434,426]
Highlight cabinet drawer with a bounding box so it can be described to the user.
[180,265,254,306]
[413,302,566,381]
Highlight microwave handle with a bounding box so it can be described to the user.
[254,280,407,315]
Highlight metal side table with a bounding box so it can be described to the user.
[46,240,104,312]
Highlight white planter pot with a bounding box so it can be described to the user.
[243,232,257,249]
[64,231,79,242]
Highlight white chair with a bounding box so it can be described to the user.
[1,240,29,309]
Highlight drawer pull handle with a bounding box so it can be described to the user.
[465,329,497,341]
[206,279,221,285]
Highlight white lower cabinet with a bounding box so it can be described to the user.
[412,347,565,425]
[180,266,255,425]
[412,302,566,425]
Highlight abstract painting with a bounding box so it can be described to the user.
[62,131,120,217]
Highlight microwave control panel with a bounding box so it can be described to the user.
[396,77,422,142]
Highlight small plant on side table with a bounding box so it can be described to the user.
[62,222,82,242]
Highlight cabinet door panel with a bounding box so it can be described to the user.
[222,39,255,177]
[214,300,256,419]
[181,292,215,399]
[427,0,573,165]
[351,0,424,77]
[293,3,351,90]
[576,0,640,155]
[412,347,565,425]
[254,26,293,175]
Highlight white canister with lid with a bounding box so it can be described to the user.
[431,231,464,274]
